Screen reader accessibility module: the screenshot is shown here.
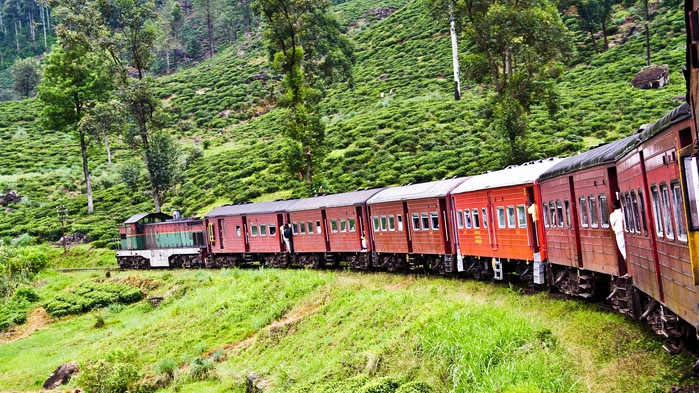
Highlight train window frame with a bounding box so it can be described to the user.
[269,224,277,236]
[472,209,480,229]
[482,208,488,228]
[348,218,357,232]
[564,199,571,228]
[465,210,473,229]
[431,212,440,230]
[650,185,664,237]
[671,182,688,242]
[340,219,347,233]
[373,217,381,232]
[681,155,699,230]
[624,193,636,233]
[631,191,641,234]
[550,201,557,227]
[388,215,396,231]
[412,213,420,230]
[397,215,404,231]
[236,225,242,237]
[331,219,338,233]
[542,202,550,228]
[507,206,516,228]
[579,196,589,228]
[660,184,675,240]
[556,200,563,228]
[381,216,388,231]
[293,223,299,235]
[517,205,527,228]
[251,225,258,237]
[620,194,630,232]
[457,210,464,229]
[599,195,610,228]
[638,190,648,235]
[317,220,322,234]
[421,213,430,230]
[260,225,267,236]
[299,222,306,234]
[588,196,599,228]
[498,206,506,228]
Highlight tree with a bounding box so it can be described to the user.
[11,56,40,98]
[253,0,353,185]
[194,0,221,59]
[50,0,174,212]
[429,0,572,164]
[576,0,602,53]
[37,44,113,213]
[79,99,127,168]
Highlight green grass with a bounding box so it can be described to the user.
[0,269,693,392]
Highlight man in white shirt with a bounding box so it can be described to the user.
[609,200,626,260]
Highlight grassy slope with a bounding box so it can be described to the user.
[0,0,689,242]
[0,269,692,392]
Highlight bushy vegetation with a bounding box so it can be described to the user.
[42,280,142,317]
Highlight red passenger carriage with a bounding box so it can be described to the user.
[204,200,298,267]
[451,159,562,281]
[365,178,468,273]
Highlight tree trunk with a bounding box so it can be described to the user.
[644,0,651,65]
[152,186,161,212]
[601,18,608,50]
[14,21,19,52]
[589,29,598,53]
[28,10,35,43]
[80,131,94,213]
[41,4,47,48]
[206,4,214,58]
[165,45,170,74]
[449,1,461,101]
[105,134,112,167]
[304,149,312,185]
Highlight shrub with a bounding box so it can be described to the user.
[395,382,432,393]
[188,357,215,381]
[43,281,143,317]
[77,359,144,393]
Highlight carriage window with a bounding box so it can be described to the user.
[421,213,430,230]
[388,215,396,231]
[599,195,610,228]
[498,207,506,228]
[465,210,473,228]
[507,206,516,228]
[251,225,258,236]
[588,196,598,228]
[316,220,322,234]
[556,200,564,227]
[412,213,420,230]
[564,199,571,227]
[579,196,589,228]
[236,225,242,237]
[638,191,648,235]
[293,223,299,235]
[431,212,440,230]
[631,192,641,234]
[373,217,380,231]
[299,222,306,234]
[517,205,527,228]
[331,219,338,233]
[340,219,347,232]
[661,185,674,240]
[381,216,388,231]
[348,218,357,232]
[482,208,488,228]
[457,210,464,229]
[472,209,480,229]
[672,182,688,242]
[397,215,404,231]
[260,225,267,236]
[683,156,699,230]
[269,224,277,236]
[625,193,637,233]
[543,203,550,228]
[621,194,632,233]
[550,202,558,227]
[650,186,663,237]
[305,221,312,234]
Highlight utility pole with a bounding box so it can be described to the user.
[57,205,67,254]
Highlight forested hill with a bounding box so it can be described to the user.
[0,0,689,247]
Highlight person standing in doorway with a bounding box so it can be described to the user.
[610,200,626,260]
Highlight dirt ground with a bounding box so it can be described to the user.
[0,307,51,344]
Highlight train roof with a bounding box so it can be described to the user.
[287,188,385,212]
[367,177,468,204]
[453,158,564,193]
[205,199,299,218]
[538,135,637,181]
[635,102,691,145]
[123,212,172,224]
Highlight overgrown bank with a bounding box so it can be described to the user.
[0,268,694,392]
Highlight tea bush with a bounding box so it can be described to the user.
[43,280,143,317]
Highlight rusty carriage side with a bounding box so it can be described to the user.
[616,103,697,343]
[285,188,385,269]
[538,135,637,304]
[116,211,207,269]
[451,158,563,283]
[204,200,298,267]
[365,178,468,273]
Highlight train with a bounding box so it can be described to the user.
[116,0,699,367]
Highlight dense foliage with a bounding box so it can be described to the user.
[43,280,142,317]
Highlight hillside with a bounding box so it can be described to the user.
[0,268,694,392]
[0,0,689,245]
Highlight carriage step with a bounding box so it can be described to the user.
[578,283,591,290]
[579,274,593,280]
[663,342,682,355]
